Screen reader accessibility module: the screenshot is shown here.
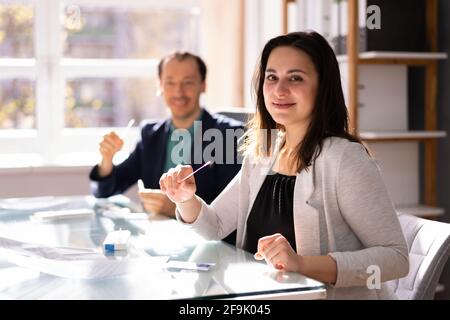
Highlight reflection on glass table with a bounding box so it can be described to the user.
[0,195,326,300]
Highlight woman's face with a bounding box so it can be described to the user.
[263,46,318,130]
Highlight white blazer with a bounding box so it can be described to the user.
[177,136,409,299]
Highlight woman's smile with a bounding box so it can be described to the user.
[272,101,296,109]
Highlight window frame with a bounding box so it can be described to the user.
[0,0,200,167]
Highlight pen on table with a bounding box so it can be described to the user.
[178,161,213,183]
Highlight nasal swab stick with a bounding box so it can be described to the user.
[137,179,146,192]
[179,161,213,183]
[123,119,135,138]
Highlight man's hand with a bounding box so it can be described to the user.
[138,180,176,217]
[97,131,124,177]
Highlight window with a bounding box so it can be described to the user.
[0,3,35,132]
[0,0,200,166]
[0,78,35,129]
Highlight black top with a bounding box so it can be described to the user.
[244,172,297,254]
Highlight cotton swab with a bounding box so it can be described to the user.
[178,161,213,183]
[137,179,146,192]
[122,118,135,138]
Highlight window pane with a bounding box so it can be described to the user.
[63,6,199,59]
[0,78,35,129]
[0,4,34,58]
[65,78,168,128]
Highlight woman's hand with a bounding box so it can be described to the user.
[254,233,302,272]
[159,165,197,204]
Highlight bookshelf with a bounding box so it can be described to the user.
[344,0,447,217]
[282,0,448,217]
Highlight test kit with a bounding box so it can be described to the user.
[103,229,131,252]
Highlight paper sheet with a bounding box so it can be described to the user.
[0,236,168,279]
[0,197,71,211]
[30,208,95,222]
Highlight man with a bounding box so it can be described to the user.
[89,52,243,244]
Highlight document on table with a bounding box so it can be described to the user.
[0,236,168,279]
[0,197,71,211]
[30,208,95,222]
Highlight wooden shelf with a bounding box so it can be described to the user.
[396,205,445,218]
[342,0,444,211]
[360,130,447,142]
[337,51,448,65]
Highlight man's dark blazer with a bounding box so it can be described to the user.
[90,108,244,207]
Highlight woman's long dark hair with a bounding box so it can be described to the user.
[243,31,363,172]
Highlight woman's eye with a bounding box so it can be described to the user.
[290,75,303,82]
[266,74,277,81]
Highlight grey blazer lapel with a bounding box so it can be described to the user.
[293,165,321,256]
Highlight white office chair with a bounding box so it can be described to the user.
[388,214,450,300]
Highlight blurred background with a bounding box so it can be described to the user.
[0,0,450,299]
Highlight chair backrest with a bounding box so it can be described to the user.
[215,107,254,124]
[388,214,450,299]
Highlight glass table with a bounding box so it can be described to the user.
[0,195,326,300]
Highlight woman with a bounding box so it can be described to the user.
[159,31,409,299]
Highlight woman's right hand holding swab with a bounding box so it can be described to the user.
[159,164,204,224]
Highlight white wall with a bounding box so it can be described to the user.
[0,166,140,203]
[244,0,283,110]
[0,167,91,198]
